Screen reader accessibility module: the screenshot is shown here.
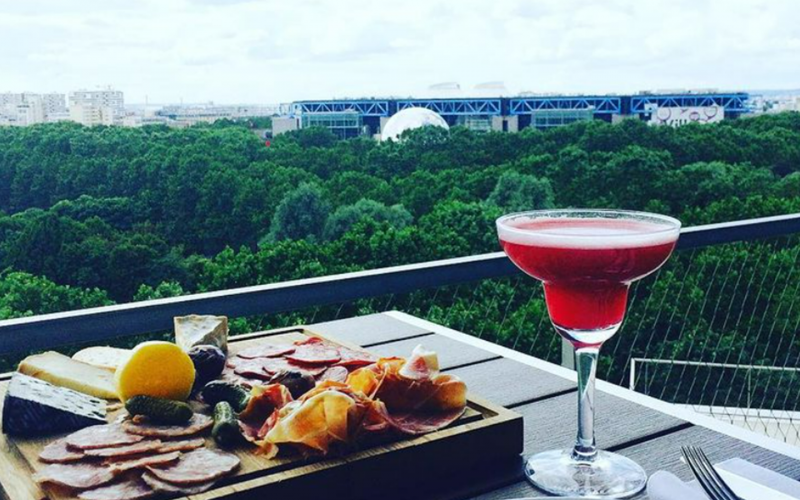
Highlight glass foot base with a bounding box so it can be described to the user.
[524,449,647,498]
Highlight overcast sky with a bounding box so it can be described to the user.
[1,0,798,104]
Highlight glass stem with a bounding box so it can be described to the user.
[572,346,599,461]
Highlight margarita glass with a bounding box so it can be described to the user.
[497,209,681,498]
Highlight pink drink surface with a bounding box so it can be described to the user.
[499,218,677,334]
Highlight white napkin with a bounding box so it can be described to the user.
[647,470,706,500]
[647,458,800,500]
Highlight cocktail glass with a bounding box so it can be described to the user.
[496,209,681,498]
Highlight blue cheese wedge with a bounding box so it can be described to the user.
[2,373,107,436]
[174,315,228,353]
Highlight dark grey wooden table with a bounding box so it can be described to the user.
[309,311,800,499]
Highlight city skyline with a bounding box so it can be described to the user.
[1,0,799,104]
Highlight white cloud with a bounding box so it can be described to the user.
[0,0,797,103]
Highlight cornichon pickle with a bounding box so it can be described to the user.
[200,381,250,412]
[212,401,241,447]
[125,395,193,424]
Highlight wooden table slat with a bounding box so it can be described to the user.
[308,313,433,346]
[448,358,575,408]
[366,334,501,371]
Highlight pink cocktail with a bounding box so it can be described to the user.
[497,210,680,498]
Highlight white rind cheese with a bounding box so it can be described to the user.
[174,315,229,353]
[18,352,119,400]
[73,346,132,372]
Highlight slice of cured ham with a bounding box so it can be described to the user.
[39,438,85,463]
[77,475,155,500]
[374,404,465,435]
[122,413,212,438]
[239,384,293,445]
[141,471,216,495]
[107,452,181,473]
[155,438,205,453]
[84,440,163,458]
[66,424,145,450]
[34,462,116,490]
[145,448,240,485]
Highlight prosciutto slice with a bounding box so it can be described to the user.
[374,404,465,435]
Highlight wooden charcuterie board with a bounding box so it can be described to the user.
[0,326,523,500]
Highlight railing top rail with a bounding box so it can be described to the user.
[1,213,799,355]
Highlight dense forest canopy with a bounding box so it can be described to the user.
[0,114,799,315]
[2,113,800,407]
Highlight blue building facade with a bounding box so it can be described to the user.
[282,92,750,138]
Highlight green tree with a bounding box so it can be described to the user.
[262,183,331,244]
[323,199,413,241]
[486,172,554,212]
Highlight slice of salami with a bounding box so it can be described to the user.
[318,366,349,384]
[39,438,85,463]
[156,438,205,453]
[66,424,146,450]
[145,448,239,485]
[235,343,295,359]
[78,475,155,500]
[228,358,274,380]
[335,347,378,368]
[107,452,181,472]
[122,414,212,438]
[34,462,116,490]
[141,472,215,495]
[229,356,326,378]
[84,440,163,458]
[286,338,341,365]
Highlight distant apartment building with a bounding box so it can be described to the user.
[154,103,276,127]
[0,92,67,126]
[68,88,125,126]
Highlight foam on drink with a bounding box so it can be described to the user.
[496,217,680,250]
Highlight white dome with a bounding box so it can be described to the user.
[380,107,449,142]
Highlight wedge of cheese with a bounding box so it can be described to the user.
[18,351,119,400]
[73,346,132,372]
[174,315,228,353]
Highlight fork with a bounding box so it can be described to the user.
[681,446,741,500]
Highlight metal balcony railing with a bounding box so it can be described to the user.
[2,213,800,443]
